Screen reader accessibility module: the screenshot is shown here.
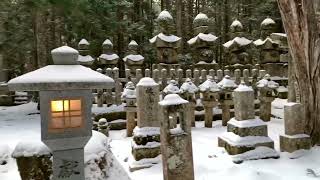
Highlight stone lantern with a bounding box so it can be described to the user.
[218,75,238,126]
[77,39,94,67]
[150,10,181,71]
[199,76,220,128]
[180,78,199,127]
[260,18,277,39]
[257,74,279,122]
[8,46,114,180]
[121,81,137,137]
[123,40,144,77]
[99,39,119,69]
[163,79,180,96]
[188,13,218,70]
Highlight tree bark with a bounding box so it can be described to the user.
[277,0,320,144]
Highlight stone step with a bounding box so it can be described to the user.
[131,141,161,161]
[218,132,274,155]
[227,117,268,137]
[280,134,311,153]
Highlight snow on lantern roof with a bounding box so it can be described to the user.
[8,65,115,91]
[78,55,94,62]
[218,75,237,89]
[157,10,173,21]
[163,80,180,94]
[253,37,278,47]
[188,33,218,45]
[180,78,199,94]
[99,53,119,61]
[102,39,113,46]
[123,54,144,62]
[129,40,138,46]
[261,17,276,26]
[230,19,243,28]
[150,33,181,44]
[51,46,78,54]
[137,77,158,87]
[194,13,209,21]
[223,37,252,48]
[122,82,136,99]
[79,39,90,45]
[199,76,220,92]
[257,74,279,89]
[234,82,253,92]
[159,94,188,106]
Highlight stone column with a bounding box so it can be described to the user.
[125,98,137,137]
[180,78,198,127]
[221,102,231,126]
[280,103,311,152]
[159,94,194,180]
[259,96,274,122]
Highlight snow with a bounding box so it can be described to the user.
[122,82,136,99]
[133,127,160,137]
[150,33,181,43]
[157,10,173,20]
[11,140,51,158]
[84,131,108,163]
[163,80,180,94]
[277,86,288,93]
[194,13,209,21]
[232,147,279,163]
[230,19,243,28]
[103,39,113,46]
[0,144,10,164]
[136,77,158,87]
[234,83,253,92]
[219,132,274,147]
[129,40,138,46]
[199,76,220,92]
[188,33,218,45]
[271,33,287,38]
[51,45,78,54]
[78,55,94,62]
[159,94,188,106]
[99,53,119,61]
[218,75,237,89]
[282,134,310,139]
[79,39,89,45]
[123,54,144,62]
[223,37,252,48]
[180,78,199,93]
[261,18,276,26]
[228,117,266,128]
[132,142,161,149]
[257,75,279,89]
[7,65,114,91]
[253,37,276,46]
[169,126,185,135]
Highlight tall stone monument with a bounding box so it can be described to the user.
[77,39,95,67]
[180,78,199,127]
[122,81,137,137]
[218,83,275,155]
[98,39,119,70]
[159,94,194,180]
[123,40,144,77]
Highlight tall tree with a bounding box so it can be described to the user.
[277,0,320,144]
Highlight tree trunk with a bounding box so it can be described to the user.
[277,0,320,144]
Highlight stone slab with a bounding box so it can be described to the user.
[280,134,311,153]
[227,118,268,137]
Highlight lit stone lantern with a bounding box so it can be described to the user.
[180,78,199,127]
[8,46,114,180]
[257,74,279,122]
[199,76,220,128]
[77,39,95,67]
[123,40,144,76]
[99,39,119,69]
[218,75,238,126]
[121,81,137,137]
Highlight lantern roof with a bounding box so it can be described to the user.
[78,39,90,45]
[8,46,114,91]
[159,94,188,106]
[180,78,199,94]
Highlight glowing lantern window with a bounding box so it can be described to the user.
[50,99,82,130]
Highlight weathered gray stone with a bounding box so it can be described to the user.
[233,86,255,121]
[227,118,268,137]
[284,103,305,135]
[280,135,311,153]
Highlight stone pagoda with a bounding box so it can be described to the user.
[150,10,182,71]
[223,20,253,71]
[218,83,275,156]
[98,39,119,70]
[188,13,219,71]
[123,40,144,77]
[254,18,287,77]
[77,39,95,67]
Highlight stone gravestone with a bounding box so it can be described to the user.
[98,39,119,70]
[123,40,144,77]
[159,94,194,180]
[77,39,95,67]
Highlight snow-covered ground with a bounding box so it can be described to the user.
[0,99,319,180]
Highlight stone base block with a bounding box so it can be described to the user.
[0,95,14,106]
[280,134,311,153]
[218,132,274,155]
[227,118,268,137]
[132,141,161,161]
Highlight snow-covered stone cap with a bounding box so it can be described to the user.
[122,81,136,99]
[180,78,199,93]
[51,46,79,65]
[157,10,173,21]
[8,65,115,91]
[234,82,253,92]
[102,39,113,46]
[12,140,51,158]
[159,94,188,106]
[163,80,180,94]
[96,68,103,73]
[223,37,252,48]
[230,19,243,32]
[193,13,209,27]
[261,17,276,27]
[128,40,138,46]
[123,54,144,62]
[256,74,279,89]
[253,37,278,47]
[79,38,90,45]
[150,33,181,44]
[99,53,119,61]
[199,76,220,92]
[188,33,218,45]
[137,77,158,87]
[218,75,238,89]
